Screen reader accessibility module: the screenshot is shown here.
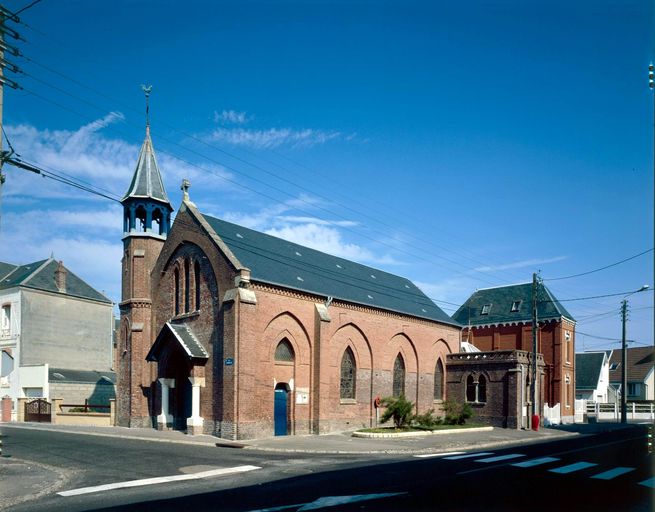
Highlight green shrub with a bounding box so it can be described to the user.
[442,399,473,425]
[412,408,443,428]
[379,395,414,428]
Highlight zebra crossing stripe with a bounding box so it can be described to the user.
[548,462,597,474]
[591,467,635,480]
[443,452,494,460]
[475,454,525,463]
[638,477,655,488]
[512,457,560,468]
[414,452,466,458]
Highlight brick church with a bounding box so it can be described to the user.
[116,123,463,439]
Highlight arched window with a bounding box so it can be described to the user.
[274,339,295,363]
[466,374,487,403]
[478,375,487,403]
[174,268,180,316]
[392,354,405,398]
[434,359,444,400]
[184,258,190,314]
[194,260,201,311]
[340,347,356,399]
[466,375,476,402]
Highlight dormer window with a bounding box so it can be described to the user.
[511,300,522,312]
[481,304,492,315]
[609,363,619,371]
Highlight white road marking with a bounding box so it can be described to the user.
[590,467,636,480]
[444,452,494,460]
[512,457,560,468]
[638,477,655,489]
[548,462,597,474]
[475,454,525,463]
[57,465,261,497]
[247,494,407,512]
[414,451,466,458]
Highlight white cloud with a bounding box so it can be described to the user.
[265,223,379,263]
[276,215,358,228]
[214,110,249,125]
[206,127,342,149]
[474,256,567,273]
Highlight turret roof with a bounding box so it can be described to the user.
[122,127,171,208]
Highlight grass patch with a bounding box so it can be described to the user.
[357,423,486,434]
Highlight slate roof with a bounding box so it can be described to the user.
[608,346,654,384]
[0,261,16,280]
[147,322,209,361]
[49,368,116,384]
[452,282,574,326]
[202,214,459,326]
[575,352,606,390]
[0,258,111,304]
[122,127,171,206]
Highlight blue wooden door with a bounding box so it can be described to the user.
[274,388,288,436]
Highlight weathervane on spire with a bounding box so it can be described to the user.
[141,84,153,128]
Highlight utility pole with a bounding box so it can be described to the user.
[620,299,628,424]
[531,272,539,430]
[0,4,23,235]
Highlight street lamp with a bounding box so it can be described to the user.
[620,284,650,423]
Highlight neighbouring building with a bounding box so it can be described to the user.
[117,123,462,439]
[447,349,544,429]
[452,283,577,423]
[0,258,115,420]
[575,351,611,402]
[608,346,654,402]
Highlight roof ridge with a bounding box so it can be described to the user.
[475,282,531,292]
[17,258,52,286]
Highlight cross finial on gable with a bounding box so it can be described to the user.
[181,179,191,202]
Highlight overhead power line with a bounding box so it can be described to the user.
[540,288,654,303]
[544,248,654,281]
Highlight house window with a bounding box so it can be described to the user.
[609,363,619,371]
[627,383,640,396]
[1,305,10,336]
[466,374,487,403]
[174,268,180,316]
[23,387,43,398]
[184,258,190,314]
[564,330,572,363]
[274,339,295,363]
[481,304,492,315]
[194,260,201,311]
[434,359,444,400]
[511,300,522,312]
[392,354,405,398]
[340,347,356,400]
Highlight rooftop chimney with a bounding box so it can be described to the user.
[55,260,67,293]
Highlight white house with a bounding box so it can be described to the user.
[0,258,114,420]
[575,351,611,402]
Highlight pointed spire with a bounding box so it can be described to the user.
[121,86,171,207]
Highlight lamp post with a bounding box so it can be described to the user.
[620,284,650,423]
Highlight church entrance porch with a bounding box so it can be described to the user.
[147,322,209,434]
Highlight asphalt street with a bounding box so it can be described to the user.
[1,424,652,511]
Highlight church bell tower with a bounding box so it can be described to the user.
[117,87,173,427]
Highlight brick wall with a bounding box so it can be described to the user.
[126,204,462,439]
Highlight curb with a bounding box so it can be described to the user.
[352,426,494,438]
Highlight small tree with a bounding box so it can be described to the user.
[379,395,414,428]
[442,399,473,425]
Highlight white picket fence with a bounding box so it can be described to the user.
[543,400,654,424]
[585,401,655,421]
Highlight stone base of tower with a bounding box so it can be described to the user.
[128,416,155,429]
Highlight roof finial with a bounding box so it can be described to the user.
[141,84,153,131]
[181,178,191,202]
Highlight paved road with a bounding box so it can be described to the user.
[1,424,652,511]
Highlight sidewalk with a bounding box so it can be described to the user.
[3,421,640,455]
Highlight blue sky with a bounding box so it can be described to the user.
[1,0,653,351]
